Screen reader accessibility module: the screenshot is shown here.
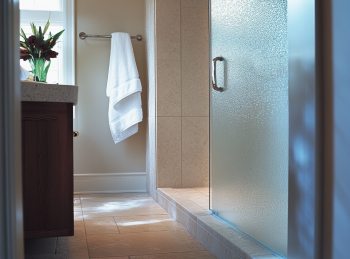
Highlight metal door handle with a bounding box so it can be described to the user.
[212,56,224,92]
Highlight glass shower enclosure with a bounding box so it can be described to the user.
[210,0,289,256]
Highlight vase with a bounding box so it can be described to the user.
[29,58,51,82]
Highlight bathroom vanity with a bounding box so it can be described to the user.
[21,81,78,238]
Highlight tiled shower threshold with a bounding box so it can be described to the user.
[156,188,282,259]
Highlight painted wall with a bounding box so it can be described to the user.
[156,0,209,188]
[74,0,148,192]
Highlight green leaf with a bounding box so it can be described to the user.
[49,29,65,48]
[20,41,28,48]
[43,61,51,78]
[43,20,50,35]
[39,26,43,38]
[52,29,65,41]
[30,22,37,36]
[20,28,28,41]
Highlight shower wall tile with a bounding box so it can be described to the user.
[156,0,181,116]
[182,117,209,187]
[181,0,209,117]
[157,117,182,187]
[155,0,209,188]
[156,0,181,61]
[156,58,181,116]
[180,0,207,9]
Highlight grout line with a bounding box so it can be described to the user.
[113,216,121,234]
[180,0,183,188]
[80,196,91,259]
[54,236,58,255]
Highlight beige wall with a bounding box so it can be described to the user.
[156,0,209,187]
[74,0,147,178]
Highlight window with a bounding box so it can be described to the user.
[20,0,63,11]
[20,0,75,84]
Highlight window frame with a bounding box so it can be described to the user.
[20,0,75,85]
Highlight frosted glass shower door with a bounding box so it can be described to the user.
[210,0,288,255]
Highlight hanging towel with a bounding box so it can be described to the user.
[106,32,143,143]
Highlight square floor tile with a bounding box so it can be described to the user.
[26,255,67,259]
[84,217,119,235]
[87,230,205,257]
[74,211,83,221]
[56,235,89,259]
[129,251,217,259]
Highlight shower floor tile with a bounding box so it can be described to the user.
[158,187,210,212]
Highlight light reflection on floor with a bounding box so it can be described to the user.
[118,218,171,227]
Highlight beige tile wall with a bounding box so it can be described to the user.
[156,0,209,188]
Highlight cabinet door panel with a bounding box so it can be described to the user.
[22,102,73,238]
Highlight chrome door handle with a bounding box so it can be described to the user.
[212,56,224,92]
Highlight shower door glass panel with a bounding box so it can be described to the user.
[210,0,288,255]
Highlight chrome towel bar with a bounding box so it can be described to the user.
[79,32,143,41]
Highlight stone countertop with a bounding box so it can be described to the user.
[21,81,78,104]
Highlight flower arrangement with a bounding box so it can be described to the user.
[20,20,64,82]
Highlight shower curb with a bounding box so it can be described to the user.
[156,188,282,259]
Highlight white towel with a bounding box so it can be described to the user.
[106,32,143,143]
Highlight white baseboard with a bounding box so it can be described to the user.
[74,172,147,194]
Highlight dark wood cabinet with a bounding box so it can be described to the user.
[22,102,73,238]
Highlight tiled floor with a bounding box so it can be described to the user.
[25,193,216,259]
